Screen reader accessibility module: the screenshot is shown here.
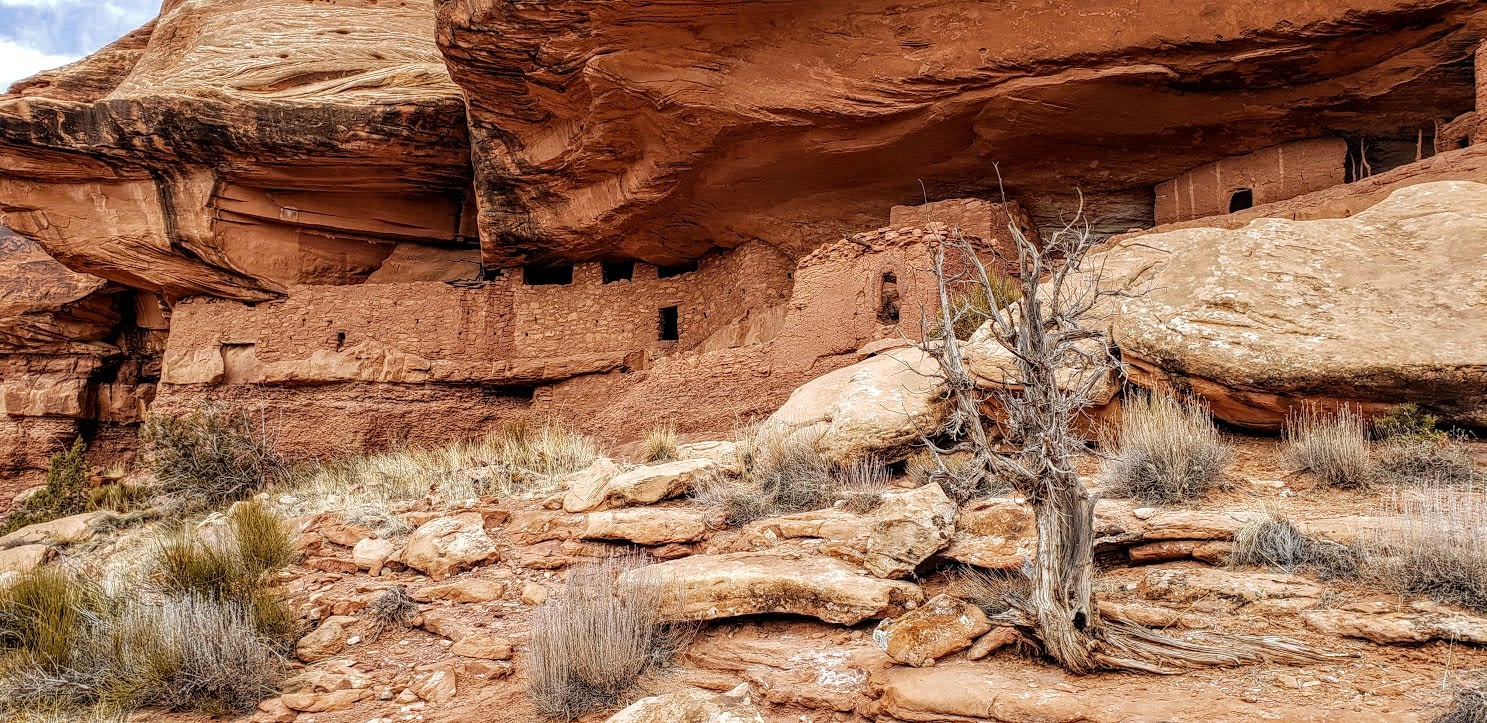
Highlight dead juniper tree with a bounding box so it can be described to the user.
[919,193,1331,673]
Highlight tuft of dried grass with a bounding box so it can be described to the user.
[1364,482,1487,613]
[366,586,418,641]
[1435,686,1487,723]
[280,417,598,533]
[640,423,679,463]
[1371,438,1478,488]
[954,566,1030,617]
[1283,404,1372,488]
[1230,512,1360,580]
[527,555,686,720]
[1103,393,1232,504]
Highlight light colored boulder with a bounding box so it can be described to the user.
[0,544,50,575]
[564,458,716,513]
[1098,181,1487,430]
[296,616,355,663]
[941,499,1036,571]
[449,634,514,660]
[1303,602,1487,645]
[744,483,955,579]
[418,578,507,603]
[0,511,101,548]
[352,537,398,576]
[873,594,991,667]
[607,685,763,723]
[399,513,499,581]
[862,483,956,579]
[280,689,371,713]
[761,347,948,466]
[581,508,708,545]
[621,551,923,625]
[1139,567,1323,606]
[408,669,456,704]
[676,440,742,475]
[520,581,548,606]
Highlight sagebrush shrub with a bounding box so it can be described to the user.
[1103,393,1232,504]
[1365,483,1487,612]
[141,406,286,509]
[1230,513,1360,579]
[527,557,683,720]
[1435,686,1487,723]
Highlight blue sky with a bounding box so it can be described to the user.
[1,0,159,90]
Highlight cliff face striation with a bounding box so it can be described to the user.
[2,0,1487,498]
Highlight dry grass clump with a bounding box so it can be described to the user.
[955,566,1031,616]
[1283,405,1372,489]
[1,438,91,535]
[281,417,598,533]
[934,277,1021,340]
[1372,438,1477,488]
[696,428,901,524]
[0,502,299,717]
[527,556,686,720]
[367,586,418,641]
[0,576,286,717]
[141,405,287,510]
[1364,483,1487,613]
[640,423,679,463]
[905,447,1008,503]
[1230,512,1360,580]
[1436,686,1487,723]
[1103,393,1232,505]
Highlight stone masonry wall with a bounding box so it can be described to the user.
[1154,138,1349,225]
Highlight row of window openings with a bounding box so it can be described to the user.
[334,307,681,345]
[520,260,700,286]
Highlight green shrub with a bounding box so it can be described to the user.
[1,438,90,535]
[141,406,287,509]
[1103,393,1232,504]
[1373,403,1445,442]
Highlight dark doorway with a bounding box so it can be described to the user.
[877,272,901,323]
[658,306,680,341]
[601,261,635,283]
[1228,188,1254,213]
[523,263,573,286]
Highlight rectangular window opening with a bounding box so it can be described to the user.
[601,260,635,283]
[523,263,574,286]
[658,306,680,341]
[657,262,699,279]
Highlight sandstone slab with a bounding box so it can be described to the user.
[563,458,714,513]
[1303,604,1487,646]
[418,578,507,604]
[620,552,923,625]
[873,594,991,667]
[1100,181,1487,430]
[581,508,708,545]
[399,513,499,581]
[607,685,763,723]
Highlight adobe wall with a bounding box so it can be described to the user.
[1478,40,1487,146]
[1154,138,1349,225]
[887,198,1039,274]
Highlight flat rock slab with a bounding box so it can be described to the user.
[621,551,923,625]
[564,458,716,513]
[1304,605,1487,646]
[581,507,708,545]
[0,511,102,548]
[607,686,763,723]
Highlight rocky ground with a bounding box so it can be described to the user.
[54,436,1467,723]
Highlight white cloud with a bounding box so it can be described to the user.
[0,37,76,90]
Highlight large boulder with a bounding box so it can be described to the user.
[743,483,956,578]
[619,551,923,625]
[607,685,764,723]
[1099,181,1487,430]
[873,594,992,667]
[761,347,948,466]
[399,513,500,581]
[581,508,709,546]
[563,458,716,513]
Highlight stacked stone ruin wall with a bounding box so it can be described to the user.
[1154,138,1349,224]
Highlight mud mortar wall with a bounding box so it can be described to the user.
[1155,138,1349,225]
